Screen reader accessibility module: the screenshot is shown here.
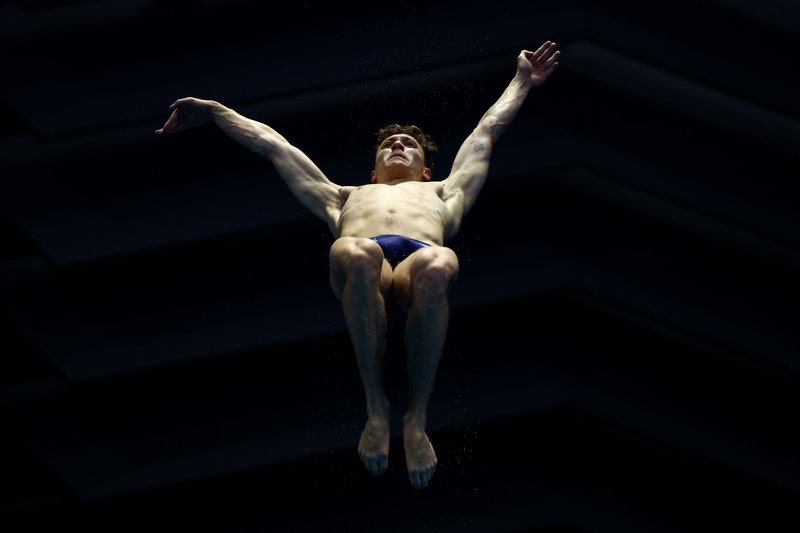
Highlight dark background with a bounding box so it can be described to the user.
[1,1,799,531]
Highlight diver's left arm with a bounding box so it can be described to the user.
[441,41,560,216]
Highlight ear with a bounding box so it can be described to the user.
[421,167,432,182]
[370,170,377,184]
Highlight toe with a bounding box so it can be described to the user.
[410,470,428,490]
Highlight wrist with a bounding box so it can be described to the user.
[207,100,225,116]
[512,72,534,91]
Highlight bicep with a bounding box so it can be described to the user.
[442,129,493,214]
[264,139,342,223]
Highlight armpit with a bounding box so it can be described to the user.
[339,185,356,207]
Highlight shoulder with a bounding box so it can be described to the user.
[425,180,445,197]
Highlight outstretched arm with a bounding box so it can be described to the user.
[156,98,342,231]
[442,41,560,219]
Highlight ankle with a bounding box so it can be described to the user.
[368,398,391,420]
[403,411,426,430]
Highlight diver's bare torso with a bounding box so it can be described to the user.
[335,181,461,245]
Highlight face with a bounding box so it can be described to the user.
[371,134,431,184]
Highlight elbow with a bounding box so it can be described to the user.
[487,120,508,142]
[475,120,503,144]
[255,132,285,157]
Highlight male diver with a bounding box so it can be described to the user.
[156,41,560,489]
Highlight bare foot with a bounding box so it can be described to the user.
[403,420,438,489]
[358,415,390,475]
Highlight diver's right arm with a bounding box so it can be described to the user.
[156,97,341,226]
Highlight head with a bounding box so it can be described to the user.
[371,124,438,184]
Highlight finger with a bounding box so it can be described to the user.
[532,40,552,59]
[161,114,181,134]
[162,116,176,132]
[545,50,561,67]
[540,42,558,62]
[174,97,195,107]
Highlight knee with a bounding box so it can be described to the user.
[330,237,384,281]
[412,248,459,297]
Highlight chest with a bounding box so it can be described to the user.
[342,182,446,213]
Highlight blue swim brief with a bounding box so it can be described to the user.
[370,234,431,268]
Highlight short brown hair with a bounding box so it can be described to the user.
[374,124,438,171]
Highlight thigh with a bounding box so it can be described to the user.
[391,245,459,311]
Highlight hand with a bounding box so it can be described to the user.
[518,41,560,88]
[154,97,215,136]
